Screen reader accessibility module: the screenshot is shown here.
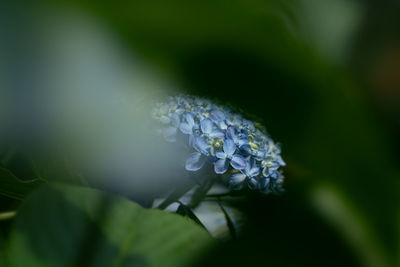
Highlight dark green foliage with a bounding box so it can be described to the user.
[0,168,43,200]
[7,184,213,267]
[0,1,399,266]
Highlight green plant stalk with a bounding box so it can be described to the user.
[0,211,16,221]
[188,176,217,209]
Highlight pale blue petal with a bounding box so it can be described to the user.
[184,113,195,127]
[262,167,269,177]
[270,170,280,180]
[260,178,270,189]
[193,136,210,155]
[200,118,213,134]
[210,110,225,122]
[215,151,227,159]
[277,156,286,166]
[239,144,252,155]
[223,139,236,156]
[214,159,229,174]
[229,173,246,189]
[179,123,192,134]
[209,130,225,139]
[175,108,185,115]
[238,138,250,147]
[185,152,205,171]
[171,113,180,128]
[163,127,177,142]
[248,178,259,190]
[249,166,261,177]
[226,126,236,140]
[160,116,171,124]
[231,155,246,170]
[247,158,260,177]
[219,120,228,130]
[253,149,266,160]
[189,134,195,147]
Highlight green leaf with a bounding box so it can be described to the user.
[0,168,44,200]
[7,184,214,267]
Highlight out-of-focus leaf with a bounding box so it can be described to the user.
[7,184,214,267]
[0,168,43,200]
[312,184,391,267]
[3,2,398,266]
[294,0,364,63]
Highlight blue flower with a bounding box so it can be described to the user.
[229,157,260,190]
[185,136,211,171]
[162,113,180,142]
[153,94,286,193]
[200,118,224,139]
[214,139,246,174]
[179,113,197,135]
[261,157,280,177]
[226,126,249,148]
[210,109,229,129]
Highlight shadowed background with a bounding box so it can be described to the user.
[0,1,399,267]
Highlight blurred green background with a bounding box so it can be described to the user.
[0,0,399,266]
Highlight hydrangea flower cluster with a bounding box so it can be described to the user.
[152,95,285,193]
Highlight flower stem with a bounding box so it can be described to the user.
[157,182,194,210]
[217,200,236,239]
[0,211,16,221]
[206,192,237,198]
[188,177,216,209]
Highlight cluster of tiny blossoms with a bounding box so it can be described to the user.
[152,95,285,193]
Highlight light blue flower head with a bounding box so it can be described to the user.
[152,95,285,193]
